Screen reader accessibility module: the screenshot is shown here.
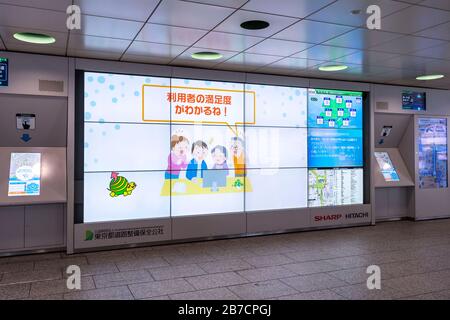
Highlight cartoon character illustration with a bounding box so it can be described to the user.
[186,140,208,181]
[108,172,137,197]
[231,136,246,177]
[211,145,229,175]
[165,134,190,179]
[233,179,244,189]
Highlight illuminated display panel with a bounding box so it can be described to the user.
[8,153,41,197]
[80,72,364,222]
[418,118,447,188]
[402,91,426,111]
[374,151,400,182]
[308,168,363,207]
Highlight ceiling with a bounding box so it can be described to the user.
[0,0,449,89]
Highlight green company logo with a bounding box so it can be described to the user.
[85,230,94,241]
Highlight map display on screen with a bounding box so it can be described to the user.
[308,168,363,207]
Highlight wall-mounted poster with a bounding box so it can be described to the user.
[8,153,41,196]
[418,118,447,188]
[374,151,400,182]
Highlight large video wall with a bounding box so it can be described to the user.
[81,72,364,223]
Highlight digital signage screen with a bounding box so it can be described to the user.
[308,88,363,129]
[79,72,365,223]
[0,57,8,87]
[418,118,447,188]
[8,153,41,196]
[402,91,426,111]
[374,151,400,182]
[308,168,363,207]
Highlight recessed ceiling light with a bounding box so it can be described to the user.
[13,32,55,44]
[191,51,223,60]
[240,20,270,30]
[319,65,348,72]
[416,74,445,81]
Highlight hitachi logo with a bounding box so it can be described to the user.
[345,212,369,219]
[314,214,342,222]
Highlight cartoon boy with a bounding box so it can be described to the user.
[165,134,189,179]
[186,140,208,181]
[211,145,229,176]
[231,137,246,177]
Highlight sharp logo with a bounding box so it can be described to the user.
[314,214,342,222]
[314,212,369,222]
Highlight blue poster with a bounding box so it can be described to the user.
[308,128,363,168]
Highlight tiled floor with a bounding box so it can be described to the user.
[2,219,450,300]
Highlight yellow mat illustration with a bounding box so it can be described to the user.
[161,177,252,196]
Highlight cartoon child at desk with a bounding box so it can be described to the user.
[186,140,208,182]
[164,134,189,179]
[211,145,229,174]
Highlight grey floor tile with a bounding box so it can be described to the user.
[379,260,428,278]
[25,294,64,300]
[243,254,294,268]
[0,262,34,274]
[94,270,153,288]
[64,286,134,300]
[30,277,95,297]
[280,273,347,292]
[328,266,393,285]
[283,261,341,275]
[246,244,296,256]
[198,259,253,274]
[402,289,450,300]
[283,250,336,263]
[278,289,345,300]
[0,269,62,285]
[323,256,373,269]
[115,257,169,272]
[185,272,248,290]
[60,263,120,278]
[34,257,88,270]
[140,295,171,300]
[228,280,298,300]
[208,248,257,260]
[170,287,240,300]
[129,279,195,299]
[0,283,31,299]
[86,252,136,265]
[77,263,119,276]
[383,273,450,297]
[163,253,216,266]
[331,283,406,300]
[237,266,296,282]
[0,253,62,265]
[149,264,205,281]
